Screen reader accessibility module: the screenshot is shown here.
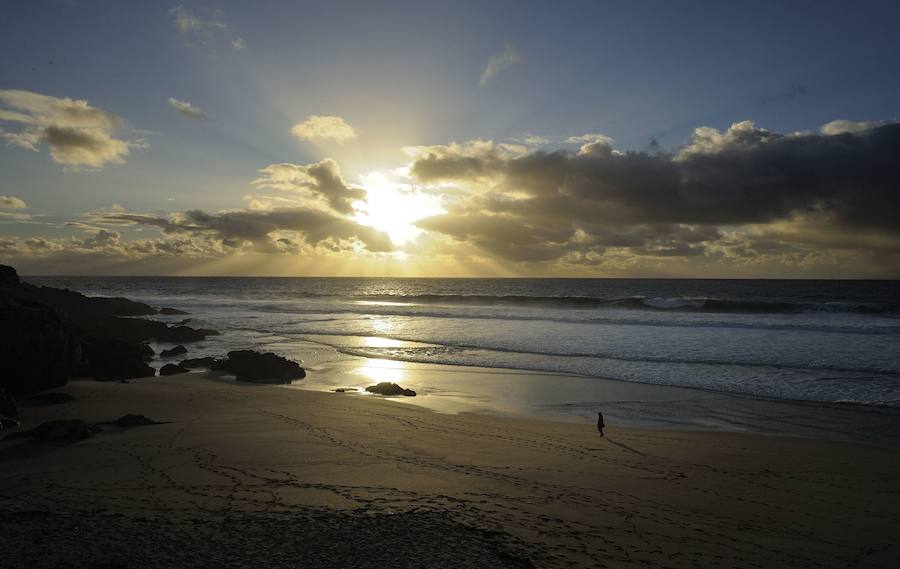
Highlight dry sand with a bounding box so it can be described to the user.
[2,373,899,568]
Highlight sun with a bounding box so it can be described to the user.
[354,171,444,246]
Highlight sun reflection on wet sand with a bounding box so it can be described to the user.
[360,335,406,348]
[354,357,407,384]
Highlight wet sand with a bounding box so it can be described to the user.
[2,372,899,568]
[292,341,900,449]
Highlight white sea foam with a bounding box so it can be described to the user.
[27,276,900,407]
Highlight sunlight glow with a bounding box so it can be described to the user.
[354,171,444,246]
[355,358,406,384]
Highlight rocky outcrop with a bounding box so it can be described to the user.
[159,363,189,376]
[0,264,18,286]
[1,269,84,394]
[15,270,216,346]
[160,345,188,358]
[0,264,217,392]
[0,389,20,428]
[82,318,217,345]
[159,307,189,315]
[81,337,156,380]
[365,382,416,396]
[110,414,164,427]
[28,285,156,319]
[211,350,305,383]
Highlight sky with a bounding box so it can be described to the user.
[1,0,898,277]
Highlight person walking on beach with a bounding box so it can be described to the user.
[597,412,605,437]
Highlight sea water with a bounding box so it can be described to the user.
[27,277,900,408]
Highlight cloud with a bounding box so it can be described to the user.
[170,5,244,51]
[168,97,208,120]
[407,118,900,274]
[479,44,522,86]
[819,119,892,135]
[514,133,614,147]
[0,89,138,169]
[252,158,366,214]
[87,205,393,254]
[290,115,357,143]
[0,196,26,209]
[170,5,227,37]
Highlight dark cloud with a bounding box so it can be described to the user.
[92,206,392,254]
[409,120,900,271]
[253,159,365,214]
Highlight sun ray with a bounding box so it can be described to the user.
[353,171,444,247]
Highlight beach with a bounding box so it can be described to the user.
[3,369,899,568]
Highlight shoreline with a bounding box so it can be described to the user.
[257,340,900,450]
[3,372,899,568]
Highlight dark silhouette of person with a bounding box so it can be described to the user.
[597,412,605,437]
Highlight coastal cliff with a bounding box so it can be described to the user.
[0,264,216,393]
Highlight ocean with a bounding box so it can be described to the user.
[26,277,900,408]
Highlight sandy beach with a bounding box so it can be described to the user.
[3,371,899,568]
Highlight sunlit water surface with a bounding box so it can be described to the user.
[27,277,900,408]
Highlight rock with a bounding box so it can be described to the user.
[365,382,416,397]
[81,337,156,381]
[28,285,156,319]
[1,266,84,394]
[159,363,188,376]
[0,263,216,392]
[111,414,163,427]
[0,389,20,427]
[159,307,189,315]
[160,345,188,357]
[180,357,219,369]
[334,387,358,393]
[211,350,306,383]
[5,419,94,443]
[25,392,75,406]
[92,318,217,345]
[0,264,19,286]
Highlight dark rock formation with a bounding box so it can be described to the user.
[211,350,305,383]
[1,267,83,394]
[0,264,217,392]
[5,419,94,443]
[0,389,20,428]
[0,264,18,286]
[160,345,188,358]
[88,318,217,345]
[159,363,189,376]
[28,285,156,319]
[159,307,189,315]
[180,357,219,369]
[365,382,416,397]
[334,387,358,393]
[110,414,164,427]
[81,337,156,380]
